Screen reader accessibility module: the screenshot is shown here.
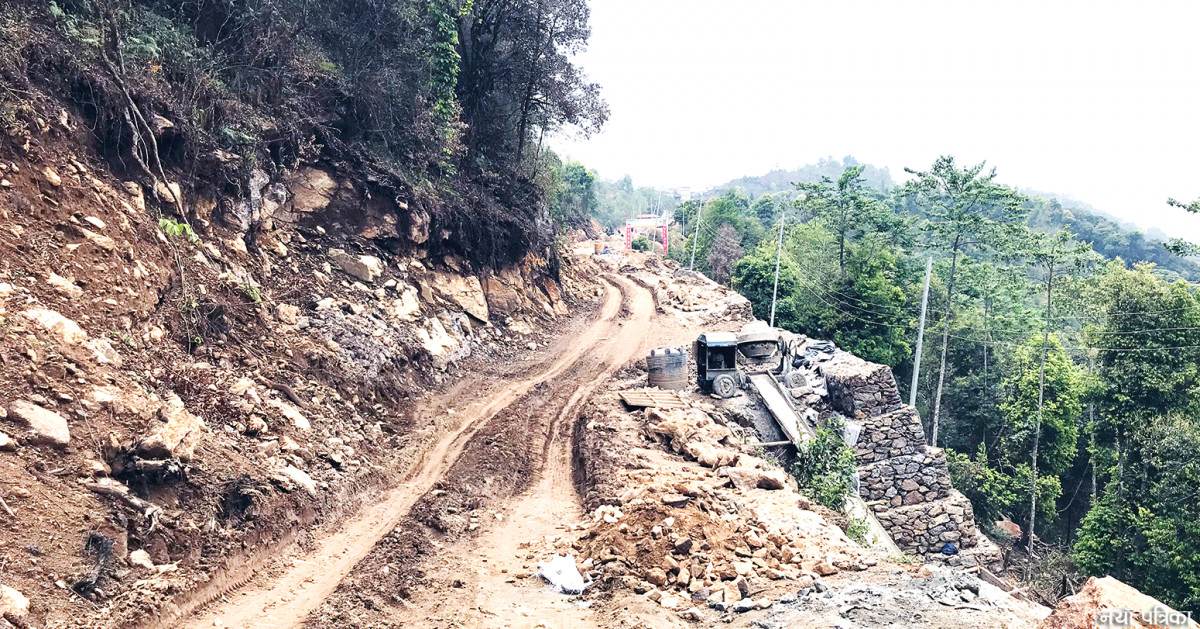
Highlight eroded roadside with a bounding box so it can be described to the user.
[174,276,631,629]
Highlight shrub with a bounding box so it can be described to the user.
[792,419,857,510]
[631,235,652,251]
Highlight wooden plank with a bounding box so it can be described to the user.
[619,389,687,409]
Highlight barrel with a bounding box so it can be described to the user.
[594,242,604,254]
[647,347,689,390]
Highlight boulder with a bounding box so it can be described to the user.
[276,303,301,325]
[329,248,384,283]
[267,398,311,430]
[274,465,318,495]
[22,308,87,344]
[155,180,183,205]
[1038,576,1200,629]
[85,337,123,367]
[720,466,787,491]
[7,400,71,447]
[129,549,156,571]
[137,396,205,461]
[288,168,338,214]
[0,431,15,451]
[47,272,83,298]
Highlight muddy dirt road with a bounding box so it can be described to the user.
[355,273,667,628]
[180,275,654,629]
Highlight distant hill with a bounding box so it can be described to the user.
[706,159,1200,282]
[705,156,895,200]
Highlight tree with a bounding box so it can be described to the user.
[707,223,744,285]
[1013,229,1094,547]
[733,243,802,326]
[751,193,778,225]
[903,156,1029,446]
[1075,414,1200,609]
[456,0,608,171]
[552,160,597,229]
[796,165,888,274]
[1000,334,1084,477]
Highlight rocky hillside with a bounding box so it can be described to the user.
[0,68,598,627]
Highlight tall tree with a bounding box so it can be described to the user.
[1017,229,1094,547]
[796,165,887,274]
[903,156,1029,446]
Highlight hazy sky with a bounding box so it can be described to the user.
[550,0,1200,239]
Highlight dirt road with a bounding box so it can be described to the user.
[181,275,648,629]
[365,273,663,628]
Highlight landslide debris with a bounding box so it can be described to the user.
[562,371,872,623]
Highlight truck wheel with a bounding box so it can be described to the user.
[713,374,738,399]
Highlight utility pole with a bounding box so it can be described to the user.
[769,212,786,327]
[909,256,933,407]
[689,198,705,271]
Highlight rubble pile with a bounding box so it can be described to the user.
[756,565,1050,629]
[565,398,871,619]
[591,248,753,324]
[822,354,1000,567]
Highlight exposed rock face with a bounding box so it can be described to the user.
[428,270,489,322]
[7,400,71,447]
[1038,576,1200,629]
[136,395,205,461]
[288,167,338,214]
[483,276,526,316]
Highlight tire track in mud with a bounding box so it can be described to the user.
[176,277,635,629]
[306,273,659,628]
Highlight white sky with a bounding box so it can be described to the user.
[550,0,1200,239]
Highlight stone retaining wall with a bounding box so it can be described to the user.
[823,356,903,419]
[873,490,980,555]
[854,405,926,463]
[825,350,1000,566]
[858,448,952,505]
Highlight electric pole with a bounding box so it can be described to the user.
[909,256,933,407]
[769,212,786,328]
[689,198,705,271]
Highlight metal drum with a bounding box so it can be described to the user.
[647,346,689,390]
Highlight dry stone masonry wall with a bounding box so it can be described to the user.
[822,354,1000,568]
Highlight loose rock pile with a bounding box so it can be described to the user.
[565,399,872,620]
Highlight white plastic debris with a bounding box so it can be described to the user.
[537,554,588,595]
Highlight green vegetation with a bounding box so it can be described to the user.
[596,155,1200,608]
[791,420,857,510]
[158,218,199,244]
[10,0,606,266]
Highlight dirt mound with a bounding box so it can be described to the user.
[565,381,870,620]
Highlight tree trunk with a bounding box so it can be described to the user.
[1026,265,1053,551]
[930,240,960,447]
